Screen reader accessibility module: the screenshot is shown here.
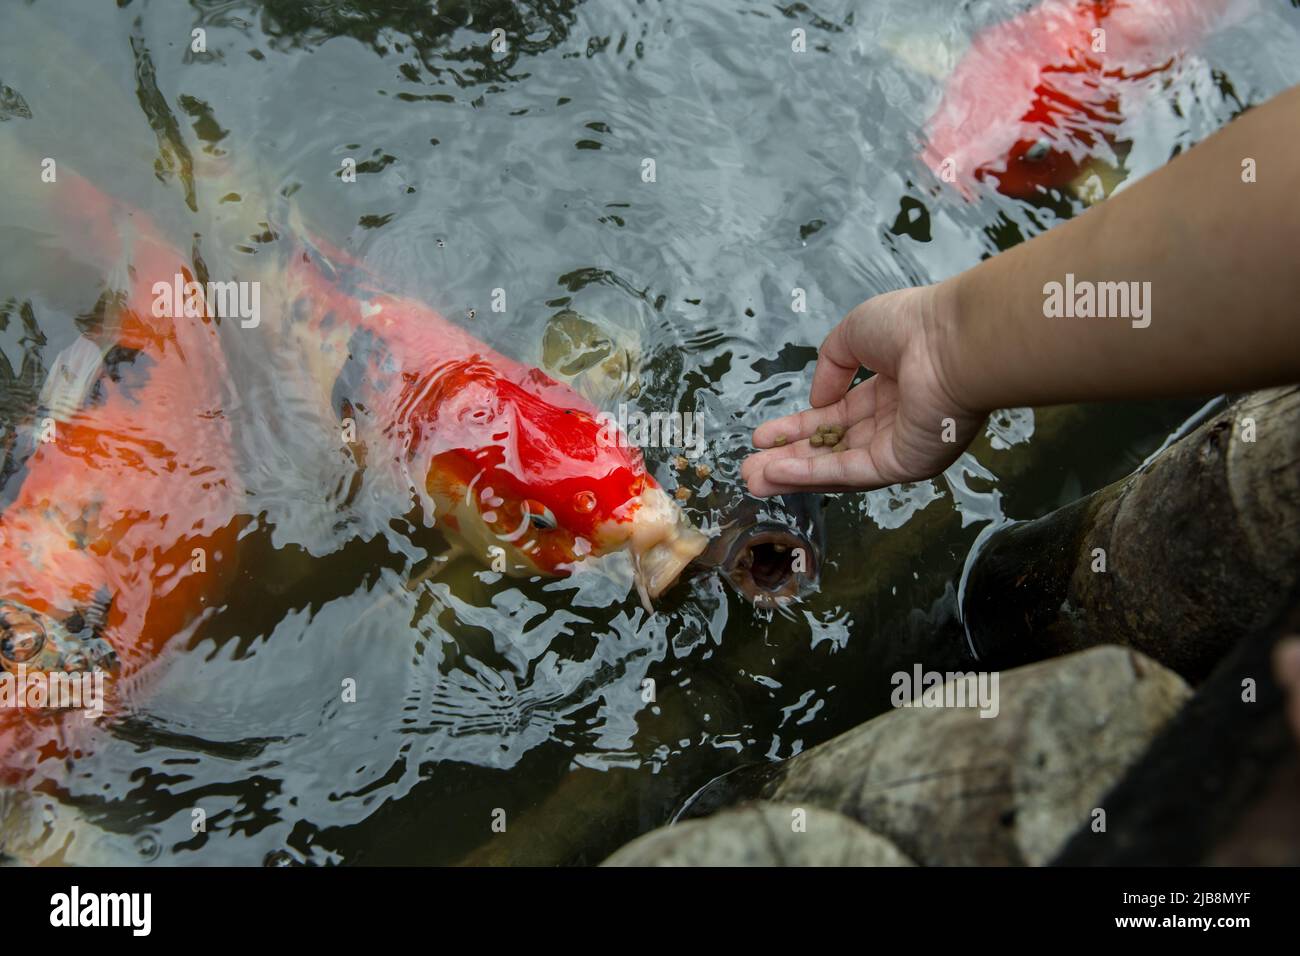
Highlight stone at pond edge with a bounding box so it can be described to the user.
[601,802,915,867]
[758,645,1191,866]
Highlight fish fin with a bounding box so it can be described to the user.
[36,334,111,425]
[350,542,467,628]
[285,203,347,287]
[82,587,114,635]
[291,217,377,304]
[404,542,467,592]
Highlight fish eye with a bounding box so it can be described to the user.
[1025,139,1051,162]
[525,500,558,531]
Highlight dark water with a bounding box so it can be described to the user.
[1,0,1298,864]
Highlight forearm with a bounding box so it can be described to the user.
[938,84,1300,414]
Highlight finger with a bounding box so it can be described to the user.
[744,442,881,495]
[810,293,912,408]
[743,445,824,496]
[1280,637,1300,746]
[746,475,871,496]
[750,445,891,495]
[742,439,838,495]
[746,458,883,497]
[747,414,883,474]
[1274,636,1300,687]
[740,444,804,492]
[742,438,846,487]
[807,317,865,410]
[752,378,880,449]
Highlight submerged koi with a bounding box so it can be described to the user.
[283,237,709,610]
[0,172,243,784]
[0,168,709,787]
[921,0,1245,200]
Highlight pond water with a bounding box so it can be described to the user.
[1,0,1298,865]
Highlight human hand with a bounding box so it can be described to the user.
[742,283,985,495]
[1275,636,1300,747]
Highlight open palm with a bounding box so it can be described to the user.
[742,286,984,496]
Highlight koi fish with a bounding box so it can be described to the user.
[921,0,1246,200]
[0,171,243,785]
[282,234,709,611]
[694,494,823,609]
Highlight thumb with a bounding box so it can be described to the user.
[810,292,912,408]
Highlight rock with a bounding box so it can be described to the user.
[753,646,1190,865]
[1053,598,1300,865]
[963,387,1300,681]
[601,802,915,866]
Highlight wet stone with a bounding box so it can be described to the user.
[602,803,916,867]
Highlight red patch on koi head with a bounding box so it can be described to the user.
[402,360,651,573]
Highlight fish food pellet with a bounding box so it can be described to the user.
[694,463,712,479]
[773,436,787,447]
[674,455,689,471]
[810,434,824,447]
[674,486,692,501]
[833,441,846,452]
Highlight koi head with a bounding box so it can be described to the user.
[413,362,707,608]
[0,600,117,684]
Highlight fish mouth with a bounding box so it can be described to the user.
[720,524,818,608]
[691,493,824,608]
[629,487,709,612]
